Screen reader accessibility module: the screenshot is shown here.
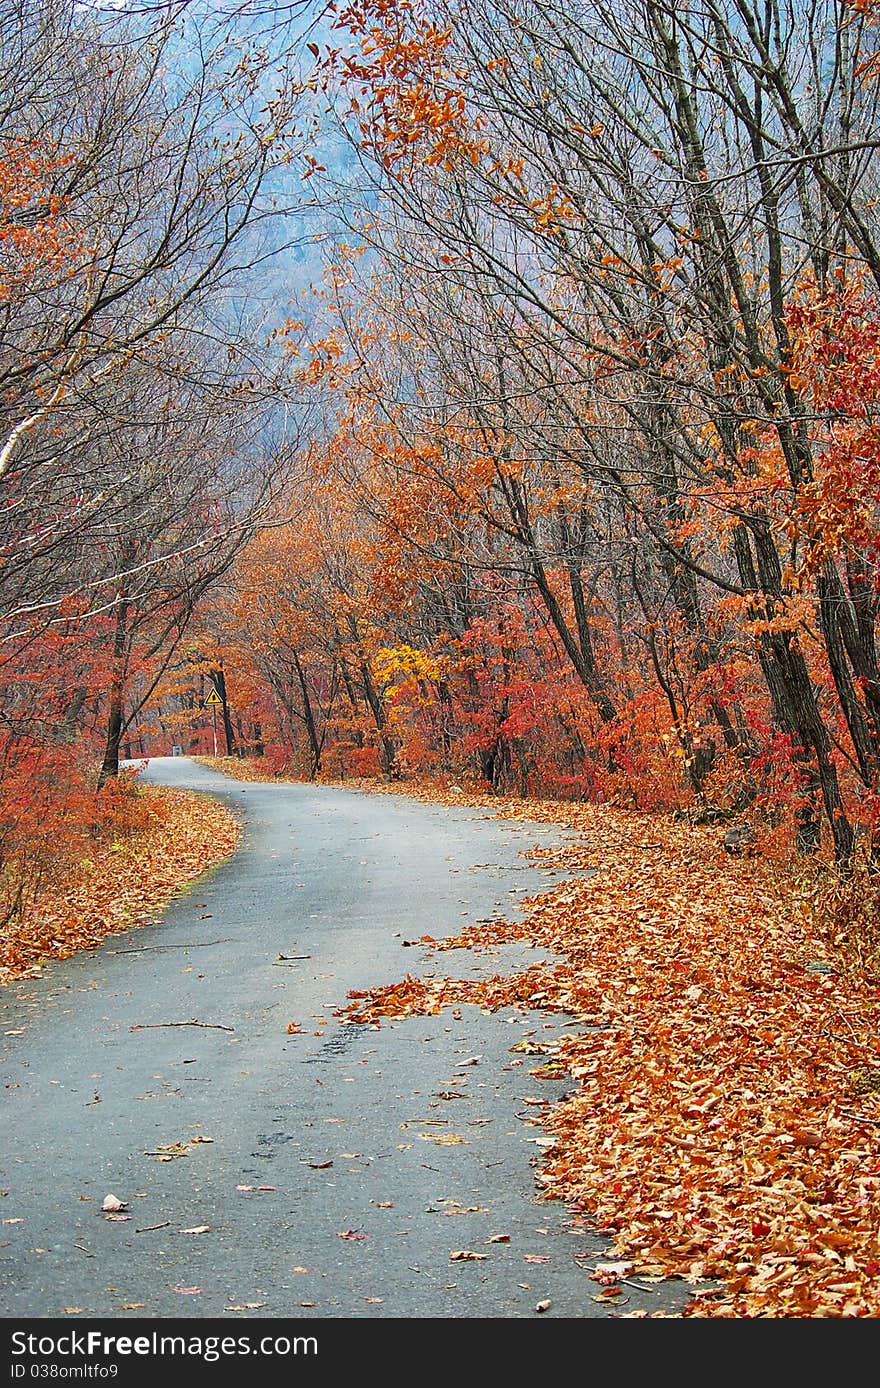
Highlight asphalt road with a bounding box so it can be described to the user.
[0,758,691,1319]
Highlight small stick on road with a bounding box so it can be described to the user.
[135,1222,171,1234]
[73,1244,96,1257]
[129,1020,234,1033]
[112,940,233,954]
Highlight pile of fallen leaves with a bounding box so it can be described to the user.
[340,795,880,1317]
[196,754,293,783]
[0,787,239,982]
[198,758,484,795]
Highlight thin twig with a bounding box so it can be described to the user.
[73,1243,96,1257]
[841,1109,880,1127]
[135,1222,171,1234]
[112,940,232,954]
[834,1008,861,1045]
[129,1020,234,1033]
[275,954,311,962]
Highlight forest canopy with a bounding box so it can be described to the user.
[4,0,880,902]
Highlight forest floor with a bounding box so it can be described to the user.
[199,754,880,1317]
[0,786,240,984]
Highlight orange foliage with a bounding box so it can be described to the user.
[0,140,80,305]
[0,784,239,981]
[334,0,485,170]
[786,277,880,569]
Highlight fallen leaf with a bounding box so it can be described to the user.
[524,1254,550,1264]
[172,1286,202,1295]
[307,1160,333,1169]
[535,1299,552,1313]
[102,1194,128,1213]
[225,1302,265,1311]
[592,1262,632,1284]
[487,1234,511,1244]
[179,1225,210,1235]
[430,1201,486,1215]
[337,1229,368,1241]
[450,1250,488,1261]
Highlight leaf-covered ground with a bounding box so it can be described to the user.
[335,783,880,1318]
[181,759,880,1314]
[0,787,239,983]
[197,754,285,782]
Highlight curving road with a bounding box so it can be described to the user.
[0,758,690,1319]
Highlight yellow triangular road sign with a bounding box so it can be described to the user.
[202,687,222,708]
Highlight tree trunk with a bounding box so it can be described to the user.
[210,667,236,756]
[292,651,323,778]
[359,659,397,776]
[98,598,130,788]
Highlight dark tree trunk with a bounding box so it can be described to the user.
[210,667,236,756]
[733,523,854,862]
[359,659,397,776]
[292,651,323,779]
[98,598,131,788]
[60,687,87,745]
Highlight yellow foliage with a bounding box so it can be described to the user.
[372,643,445,686]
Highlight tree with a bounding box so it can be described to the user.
[298,0,880,857]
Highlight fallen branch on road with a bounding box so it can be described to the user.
[111,939,233,953]
[129,1019,234,1032]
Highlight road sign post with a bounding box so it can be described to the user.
[201,686,223,756]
